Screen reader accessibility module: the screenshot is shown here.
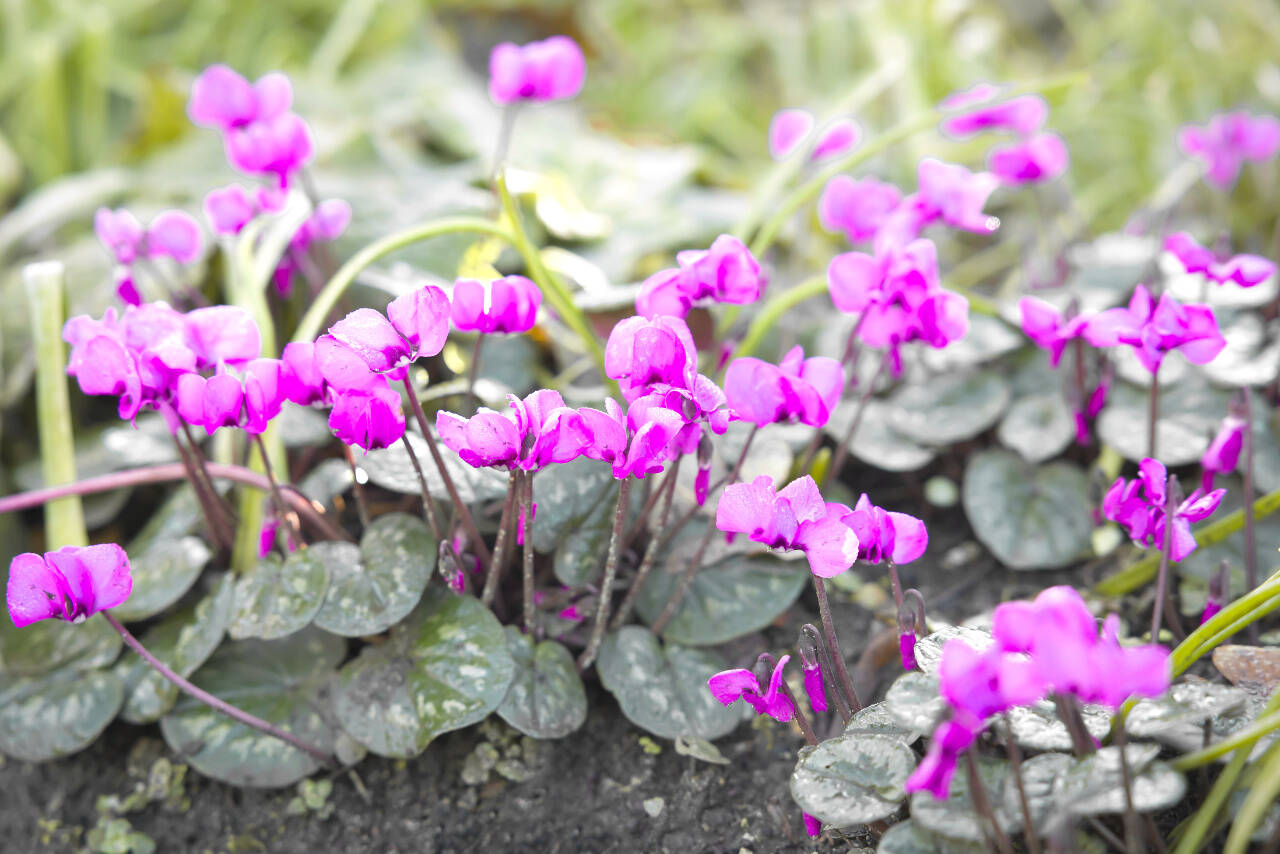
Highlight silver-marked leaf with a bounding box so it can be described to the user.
[877,819,986,853]
[1203,314,1280,388]
[119,575,234,723]
[883,671,946,736]
[554,485,623,587]
[112,485,211,621]
[1059,745,1186,815]
[229,548,332,641]
[358,431,508,503]
[889,371,1010,446]
[998,393,1075,463]
[921,313,1023,371]
[846,702,915,744]
[0,667,122,761]
[1126,682,1248,750]
[332,588,514,758]
[532,457,616,552]
[634,554,807,646]
[1003,752,1073,833]
[0,612,121,677]
[496,627,587,739]
[1097,378,1232,465]
[597,626,739,741]
[1007,701,1112,752]
[913,626,994,675]
[314,513,434,637]
[963,450,1093,570]
[790,734,917,826]
[826,400,936,472]
[912,756,1022,840]
[160,629,345,788]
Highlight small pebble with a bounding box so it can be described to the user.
[643,797,665,817]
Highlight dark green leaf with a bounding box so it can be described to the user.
[358,432,508,502]
[531,457,616,553]
[877,819,986,853]
[889,371,1010,446]
[826,400,936,473]
[314,514,434,637]
[1058,745,1186,815]
[790,733,916,826]
[332,588,514,758]
[1125,682,1247,749]
[496,627,587,739]
[229,547,333,641]
[0,613,121,677]
[1097,378,1232,465]
[111,485,211,622]
[0,667,122,761]
[998,393,1075,463]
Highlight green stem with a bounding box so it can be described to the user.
[291,217,516,345]
[493,172,606,378]
[731,274,827,363]
[1096,485,1280,596]
[1224,732,1280,854]
[24,261,87,548]
[579,478,632,670]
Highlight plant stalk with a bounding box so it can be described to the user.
[1147,364,1160,459]
[1151,474,1180,642]
[824,351,887,489]
[398,433,444,541]
[1243,387,1259,642]
[522,471,539,635]
[483,470,519,608]
[812,576,862,713]
[965,753,1015,854]
[612,460,681,630]
[1003,718,1043,854]
[579,478,632,670]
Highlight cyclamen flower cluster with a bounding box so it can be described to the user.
[1178,110,1280,189]
[1084,283,1226,375]
[1103,458,1224,562]
[94,208,203,305]
[942,83,1069,186]
[1164,231,1276,287]
[768,109,859,162]
[636,235,766,319]
[907,586,1171,799]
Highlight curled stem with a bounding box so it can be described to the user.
[579,478,632,670]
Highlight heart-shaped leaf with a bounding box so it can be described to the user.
[1058,745,1186,816]
[554,484,626,587]
[314,514,434,637]
[1001,752,1073,833]
[0,612,121,677]
[531,457,616,553]
[921,314,1024,371]
[912,626,995,675]
[358,432,509,503]
[0,667,123,761]
[911,756,1023,840]
[119,575,235,723]
[111,486,212,622]
[1125,682,1247,749]
[332,588,514,758]
[635,553,808,646]
[496,627,587,739]
[883,671,947,736]
[846,702,915,743]
[160,628,345,788]
[825,400,936,472]
[597,626,740,741]
[229,547,333,641]
[998,393,1075,463]
[1097,378,1233,465]
[1006,700,1112,752]
[963,449,1093,570]
[790,733,917,826]
[889,371,1011,446]
[877,819,987,853]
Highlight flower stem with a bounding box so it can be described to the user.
[1054,693,1095,756]
[398,433,444,541]
[624,460,679,550]
[1243,387,1259,642]
[823,351,887,489]
[612,460,681,630]
[1147,364,1160,459]
[522,471,539,635]
[402,377,491,568]
[342,444,371,530]
[170,431,235,551]
[579,478,632,670]
[1113,728,1144,854]
[803,622,852,724]
[886,559,904,613]
[483,470,519,608]
[103,611,334,767]
[254,433,301,550]
[1152,474,1181,642]
[964,752,1015,854]
[651,427,758,635]
[812,576,862,714]
[1003,717,1043,854]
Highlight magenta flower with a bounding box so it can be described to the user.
[940,84,1048,137]
[1179,110,1280,189]
[905,717,979,800]
[939,638,1045,724]
[204,185,259,236]
[1164,232,1275,287]
[837,494,928,565]
[488,36,586,104]
[1083,284,1226,375]
[635,236,765,319]
[768,109,860,161]
[1201,409,1246,491]
[914,158,1000,234]
[1018,296,1089,367]
[188,65,292,132]
[272,199,350,295]
[280,341,327,406]
[707,655,793,723]
[724,346,844,429]
[576,398,685,480]
[802,813,822,838]
[1103,458,1225,561]
[716,475,860,578]
[626,375,729,503]
[818,176,903,243]
[900,633,918,671]
[451,276,542,335]
[987,132,1069,185]
[604,315,698,401]
[437,389,586,473]
[8,544,132,628]
[173,358,286,436]
[328,379,406,451]
[319,286,451,382]
[224,111,314,187]
[95,207,203,267]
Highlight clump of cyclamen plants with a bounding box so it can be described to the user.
[5,30,1280,854]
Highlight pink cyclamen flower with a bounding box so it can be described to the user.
[837,494,929,565]
[724,346,844,428]
[905,717,979,800]
[319,286,451,383]
[488,36,586,104]
[635,236,766,319]
[174,358,286,436]
[716,475,860,578]
[626,375,729,503]
[818,176,903,244]
[900,632,918,671]
[1202,565,1228,626]
[1201,409,1246,491]
[987,133,1070,185]
[801,660,827,714]
[1164,232,1276,287]
[802,813,822,838]
[280,341,327,406]
[188,65,292,131]
[768,109,859,161]
[604,315,698,401]
[1018,297,1089,367]
[1083,284,1226,375]
[451,276,542,335]
[224,111,314,187]
[204,185,259,236]
[938,638,1045,724]
[95,208,203,267]
[328,379,406,451]
[436,389,586,473]
[707,655,793,723]
[940,84,1049,137]
[8,544,132,627]
[576,397,685,480]
[1102,458,1225,562]
[1178,110,1280,189]
[914,158,1001,234]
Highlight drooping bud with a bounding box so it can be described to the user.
[438,540,466,594]
[898,588,928,671]
[797,627,827,714]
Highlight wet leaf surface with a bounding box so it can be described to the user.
[882,671,946,736]
[358,431,508,503]
[314,513,434,637]
[998,392,1075,463]
[230,547,333,641]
